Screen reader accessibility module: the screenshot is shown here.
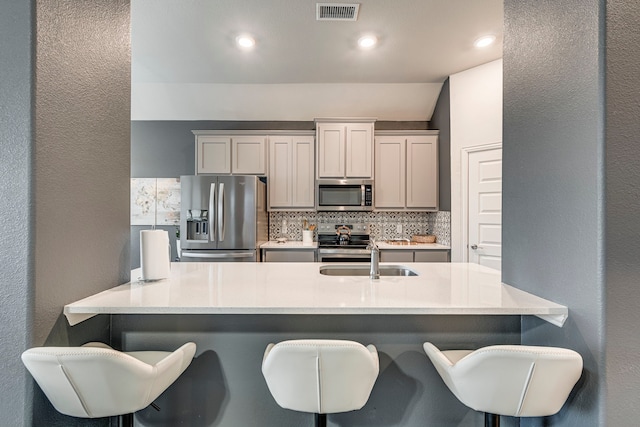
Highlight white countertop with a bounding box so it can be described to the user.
[261,241,318,249]
[64,262,567,327]
[260,241,450,250]
[376,242,450,250]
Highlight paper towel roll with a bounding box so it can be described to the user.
[140,230,170,281]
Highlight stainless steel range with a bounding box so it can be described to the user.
[317,223,371,263]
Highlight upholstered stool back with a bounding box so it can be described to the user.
[22,341,196,419]
[262,339,379,416]
[424,342,582,425]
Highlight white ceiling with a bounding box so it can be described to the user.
[131,0,503,121]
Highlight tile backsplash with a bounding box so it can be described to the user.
[269,211,451,246]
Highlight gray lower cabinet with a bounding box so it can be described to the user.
[380,251,414,263]
[381,250,450,263]
[414,250,450,262]
[263,249,316,262]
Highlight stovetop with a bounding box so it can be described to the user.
[316,223,370,249]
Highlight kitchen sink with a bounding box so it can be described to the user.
[385,239,419,246]
[319,264,419,277]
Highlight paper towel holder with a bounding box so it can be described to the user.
[139,229,171,282]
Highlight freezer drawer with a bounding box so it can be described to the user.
[180,250,257,262]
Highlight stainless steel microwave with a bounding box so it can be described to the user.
[316,179,374,211]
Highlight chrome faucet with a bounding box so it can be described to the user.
[368,238,380,280]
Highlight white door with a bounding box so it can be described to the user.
[467,146,502,270]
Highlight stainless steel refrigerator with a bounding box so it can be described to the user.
[180,175,268,262]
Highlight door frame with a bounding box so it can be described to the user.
[460,142,502,262]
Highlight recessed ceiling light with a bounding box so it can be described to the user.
[474,35,496,48]
[236,34,256,50]
[358,35,378,49]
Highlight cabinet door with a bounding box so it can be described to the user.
[264,250,316,262]
[345,123,374,178]
[380,250,414,263]
[268,137,292,208]
[197,136,231,174]
[317,124,345,178]
[232,136,266,174]
[292,136,315,207]
[375,136,406,208]
[406,135,438,209]
[414,250,450,262]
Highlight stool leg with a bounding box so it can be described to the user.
[120,413,134,427]
[484,412,500,427]
[314,413,327,427]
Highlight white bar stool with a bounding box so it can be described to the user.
[262,339,379,427]
[423,342,582,427]
[21,341,196,426]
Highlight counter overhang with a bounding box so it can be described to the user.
[63,262,568,327]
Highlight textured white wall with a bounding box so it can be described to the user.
[449,60,503,261]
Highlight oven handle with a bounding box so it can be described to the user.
[318,249,371,256]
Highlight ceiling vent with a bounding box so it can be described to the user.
[316,3,360,21]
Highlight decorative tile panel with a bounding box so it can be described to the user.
[269,210,451,246]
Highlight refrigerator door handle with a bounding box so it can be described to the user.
[209,183,216,242]
[180,252,254,259]
[218,183,225,241]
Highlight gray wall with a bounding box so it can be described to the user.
[0,1,131,425]
[502,0,640,425]
[604,1,640,424]
[430,78,451,211]
[0,1,35,425]
[34,0,131,343]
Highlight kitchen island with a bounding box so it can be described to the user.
[64,262,567,327]
[64,262,568,427]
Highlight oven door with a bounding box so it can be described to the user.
[318,248,371,263]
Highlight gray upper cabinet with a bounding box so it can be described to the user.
[232,136,267,174]
[374,131,439,211]
[316,118,375,179]
[268,134,315,210]
[195,135,232,174]
[194,131,267,175]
